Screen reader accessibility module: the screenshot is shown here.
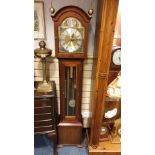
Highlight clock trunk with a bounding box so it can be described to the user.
[58,59,83,145]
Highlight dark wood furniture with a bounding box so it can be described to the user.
[34,81,58,149]
[57,59,83,145]
[89,0,119,150]
[51,6,91,145]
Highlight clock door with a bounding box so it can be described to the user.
[59,59,83,122]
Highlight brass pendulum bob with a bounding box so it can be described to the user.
[34,41,53,93]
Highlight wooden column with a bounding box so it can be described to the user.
[89,0,119,147]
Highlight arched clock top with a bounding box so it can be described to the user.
[51,6,91,23]
[51,5,91,59]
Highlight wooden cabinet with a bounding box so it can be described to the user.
[88,0,120,154]
[34,82,58,147]
[34,92,57,134]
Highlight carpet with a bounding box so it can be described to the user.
[57,146,88,155]
[34,134,54,155]
[34,131,88,155]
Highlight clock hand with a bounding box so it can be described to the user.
[65,40,71,49]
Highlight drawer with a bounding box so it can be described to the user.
[34,119,53,127]
[34,113,52,121]
[34,125,54,133]
[34,99,51,107]
[34,107,52,114]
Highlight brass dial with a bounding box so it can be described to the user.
[59,28,83,53]
[59,17,84,53]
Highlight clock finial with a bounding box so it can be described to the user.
[49,0,55,14]
[88,0,94,17]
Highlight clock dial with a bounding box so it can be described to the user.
[59,17,84,53]
[59,28,83,53]
[112,49,121,65]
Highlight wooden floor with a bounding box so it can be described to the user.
[88,140,121,155]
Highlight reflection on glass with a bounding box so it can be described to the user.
[107,72,121,99]
[104,108,117,119]
[65,66,77,116]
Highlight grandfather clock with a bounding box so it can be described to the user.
[51,6,91,145]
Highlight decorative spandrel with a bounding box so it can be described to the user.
[61,17,82,28]
[65,66,77,116]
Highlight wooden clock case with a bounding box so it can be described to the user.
[51,6,91,145]
[52,6,91,59]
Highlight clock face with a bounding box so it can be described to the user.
[112,49,121,65]
[59,17,84,53]
[59,28,83,53]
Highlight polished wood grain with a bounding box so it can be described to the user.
[58,122,82,145]
[34,106,52,114]
[89,140,121,155]
[34,113,52,121]
[34,119,53,127]
[34,99,51,107]
[89,0,119,147]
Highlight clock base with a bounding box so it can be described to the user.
[57,121,82,145]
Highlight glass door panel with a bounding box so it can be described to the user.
[65,66,77,116]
